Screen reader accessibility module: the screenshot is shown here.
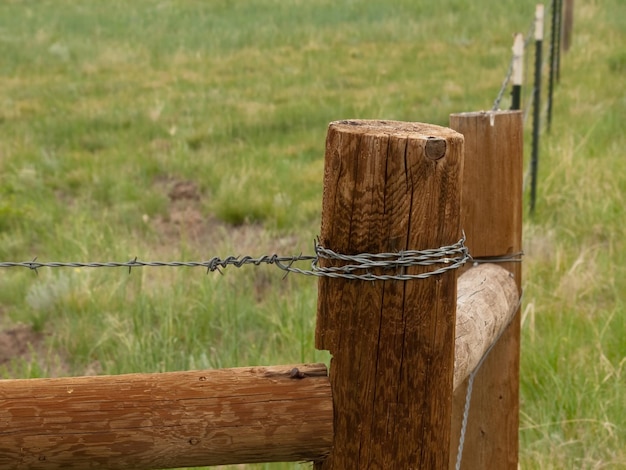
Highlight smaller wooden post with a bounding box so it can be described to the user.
[315,120,464,469]
[449,110,523,470]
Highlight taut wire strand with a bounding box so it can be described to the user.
[492,16,539,112]
[492,56,515,111]
[1,237,473,281]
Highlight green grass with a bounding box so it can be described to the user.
[0,0,624,468]
[518,2,626,467]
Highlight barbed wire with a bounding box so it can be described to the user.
[0,254,315,276]
[1,237,473,281]
[492,55,515,111]
[523,15,536,49]
[492,16,538,111]
[290,237,469,281]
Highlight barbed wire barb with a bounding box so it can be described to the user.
[30,257,39,276]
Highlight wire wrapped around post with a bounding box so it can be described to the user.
[315,120,464,469]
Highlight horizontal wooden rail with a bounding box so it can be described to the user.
[0,363,332,470]
[454,263,519,391]
[0,265,517,470]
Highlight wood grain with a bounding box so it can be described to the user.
[315,120,464,469]
[0,363,332,469]
[454,264,519,391]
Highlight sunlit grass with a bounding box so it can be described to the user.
[517,1,626,465]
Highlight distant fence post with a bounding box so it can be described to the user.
[448,111,523,470]
[562,0,574,53]
[315,120,464,468]
[547,0,558,131]
[555,0,563,82]
[530,3,544,214]
[511,33,525,111]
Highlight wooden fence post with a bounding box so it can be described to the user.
[448,111,523,469]
[315,120,464,469]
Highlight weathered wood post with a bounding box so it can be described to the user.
[448,110,523,469]
[315,120,464,468]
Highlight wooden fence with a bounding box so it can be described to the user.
[0,111,522,469]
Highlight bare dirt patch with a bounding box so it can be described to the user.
[151,177,300,256]
[151,178,208,245]
[0,324,43,367]
[0,318,101,378]
[0,322,72,378]
[148,177,303,300]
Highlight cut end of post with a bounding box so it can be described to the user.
[327,120,459,164]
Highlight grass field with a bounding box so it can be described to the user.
[1,0,624,468]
